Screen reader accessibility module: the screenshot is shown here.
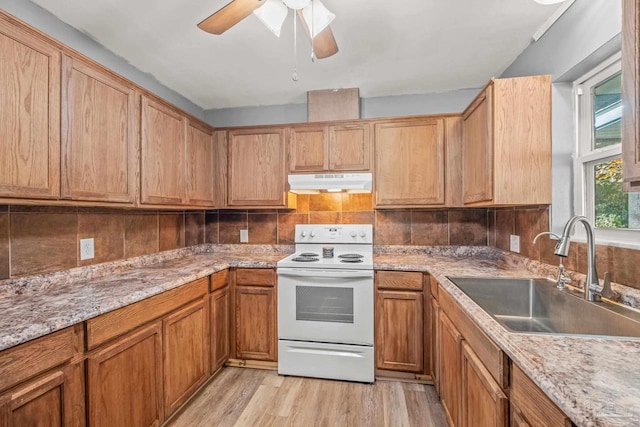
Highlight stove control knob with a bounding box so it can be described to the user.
[301,231,307,238]
[310,231,316,238]
[360,231,367,238]
[350,231,357,238]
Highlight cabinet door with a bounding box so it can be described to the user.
[462,87,493,204]
[431,296,441,394]
[211,286,230,373]
[0,17,60,199]
[510,404,532,427]
[87,322,163,427]
[329,123,371,171]
[228,128,287,207]
[0,363,84,427]
[440,312,463,427]
[289,125,328,172]
[622,0,640,189]
[375,290,424,372]
[374,119,445,206]
[141,96,186,205]
[61,54,137,203]
[163,298,209,417]
[186,121,215,206]
[235,286,276,361]
[461,342,508,427]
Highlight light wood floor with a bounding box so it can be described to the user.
[167,368,448,427]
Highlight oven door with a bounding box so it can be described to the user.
[277,268,374,346]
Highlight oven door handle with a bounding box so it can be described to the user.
[277,268,374,279]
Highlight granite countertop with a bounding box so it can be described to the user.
[0,244,638,426]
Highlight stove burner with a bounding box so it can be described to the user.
[292,257,319,262]
[340,259,364,263]
[338,253,364,259]
[299,252,319,257]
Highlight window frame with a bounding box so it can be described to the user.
[573,53,640,248]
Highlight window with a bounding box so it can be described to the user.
[575,56,640,245]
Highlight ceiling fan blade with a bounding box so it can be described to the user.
[296,10,338,59]
[198,0,265,35]
[311,26,338,59]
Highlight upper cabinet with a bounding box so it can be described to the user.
[374,118,445,207]
[0,15,60,199]
[61,54,138,204]
[622,0,640,191]
[186,121,215,207]
[462,75,552,206]
[141,95,187,206]
[228,127,293,208]
[289,122,371,173]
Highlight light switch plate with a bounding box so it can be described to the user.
[80,238,95,260]
[510,235,520,253]
[240,229,249,243]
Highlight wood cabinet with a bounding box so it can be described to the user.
[87,322,163,427]
[289,122,371,172]
[211,270,230,373]
[430,278,441,394]
[141,95,187,205]
[61,54,138,203]
[163,298,209,417]
[375,271,426,375]
[461,342,508,427]
[0,363,84,427]
[622,0,640,190]
[462,75,552,205]
[0,14,60,199]
[234,268,277,362]
[510,363,572,427]
[186,121,215,206]
[228,127,292,207]
[374,118,445,207]
[440,311,463,427]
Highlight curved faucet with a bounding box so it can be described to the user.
[554,216,600,302]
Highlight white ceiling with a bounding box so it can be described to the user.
[31,0,565,110]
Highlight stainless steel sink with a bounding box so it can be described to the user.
[447,277,640,339]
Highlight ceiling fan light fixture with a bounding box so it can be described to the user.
[301,0,335,38]
[253,0,289,37]
[282,0,312,10]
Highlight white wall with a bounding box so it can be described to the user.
[3,0,204,119]
[501,0,621,234]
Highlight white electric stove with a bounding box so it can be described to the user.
[277,224,374,383]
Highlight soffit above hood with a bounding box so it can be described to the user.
[288,173,372,194]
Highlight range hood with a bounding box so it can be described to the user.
[288,173,372,194]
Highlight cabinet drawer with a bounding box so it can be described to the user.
[376,271,423,291]
[429,275,439,298]
[211,269,229,291]
[235,268,275,286]
[511,363,572,427]
[0,327,75,393]
[438,284,509,389]
[86,277,209,349]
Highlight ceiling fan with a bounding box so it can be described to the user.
[198,0,338,59]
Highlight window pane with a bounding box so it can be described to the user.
[594,158,640,229]
[592,72,622,150]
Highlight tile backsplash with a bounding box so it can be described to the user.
[1,196,637,291]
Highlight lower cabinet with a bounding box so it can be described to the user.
[235,285,277,361]
[461,342,508,427]
[440,312,463,427]
[163,298,209,417]
[430,293,441,394]
[87,322,164,427]
[210,285,230,372]
[0,362,85,427]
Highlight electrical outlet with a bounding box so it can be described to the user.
[510,235,520,253]
[80,238,95,260]
[240,229,249,243]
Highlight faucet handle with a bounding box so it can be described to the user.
[533,231,561,245]
[601,272,614,299]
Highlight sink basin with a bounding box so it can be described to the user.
[447,277,640,339]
